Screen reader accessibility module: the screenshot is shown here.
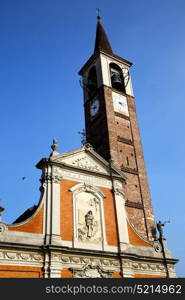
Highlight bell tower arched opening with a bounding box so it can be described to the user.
[110,63,125,93]
[87,66,98,99]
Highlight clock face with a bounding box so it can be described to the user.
[90,98,100,118]
[112,92,129,116]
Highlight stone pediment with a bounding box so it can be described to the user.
[51,149,109,175]
[36,144,126,180]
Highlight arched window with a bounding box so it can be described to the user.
[87,66,97,98]
[110,63,125,93]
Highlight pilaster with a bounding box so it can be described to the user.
[41,165,62,245]
[112,179,129,250]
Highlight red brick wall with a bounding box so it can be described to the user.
[115,116,132,141]
[127,223,152,247]
[0,265,43,278]
[100,187,118,246]
[60,180,118,246]
[60,180,74,241]
[112,271,122,278]
[8,205,44,234]
[127,95,155,238]
[61,268,72,278]
[134,274,166,278]
[84,84,155,239]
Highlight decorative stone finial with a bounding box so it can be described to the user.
[51,138,58,151]
[50,138,59,156]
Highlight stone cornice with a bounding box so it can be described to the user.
[0,244,178,265]
[37,159,125,183]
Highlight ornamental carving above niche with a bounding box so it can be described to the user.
[56,152,108,174]
[70,263,113,278]
[75,191,103,243]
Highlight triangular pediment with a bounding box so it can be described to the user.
[51,148,109,175]
[47,145,125,180]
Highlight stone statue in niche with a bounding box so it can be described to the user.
[85,210,94,238]
[76,192,102,243]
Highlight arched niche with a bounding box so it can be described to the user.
[70,183,107,249]
[87,66,98,98]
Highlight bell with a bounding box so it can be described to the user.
[111,73,122,85]
[111,73,124,91]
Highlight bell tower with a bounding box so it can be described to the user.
[79,16,155,240]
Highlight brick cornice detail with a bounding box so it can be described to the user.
[117,136,133,145]
[121,167,138,175]
[114,112,130,120]
[125,200,144,209]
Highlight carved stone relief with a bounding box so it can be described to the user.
[53,152,108,174]
[0,223,7,235]
[70,263,113,278]
[130,261,166,272]
[153,240,162,253]
[41,174,62,184]
[0,251,43,262]
[75,192,102,243]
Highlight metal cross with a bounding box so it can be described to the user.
[96,8,101,18]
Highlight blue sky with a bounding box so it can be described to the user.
[0,0,184,277]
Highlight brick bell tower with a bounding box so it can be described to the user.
[79,16,155,240]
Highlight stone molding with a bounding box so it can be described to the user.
[53,254,176,277]
[70,182,105,198]
[0,249,176,277]
[122,260,175,276]
[0,250,43,264]
[52,254,120,269]
[53,167,113,189]
[113,187,125,197]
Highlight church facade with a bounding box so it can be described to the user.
[0,17,178,278]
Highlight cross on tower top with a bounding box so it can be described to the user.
[96,8,101,20]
